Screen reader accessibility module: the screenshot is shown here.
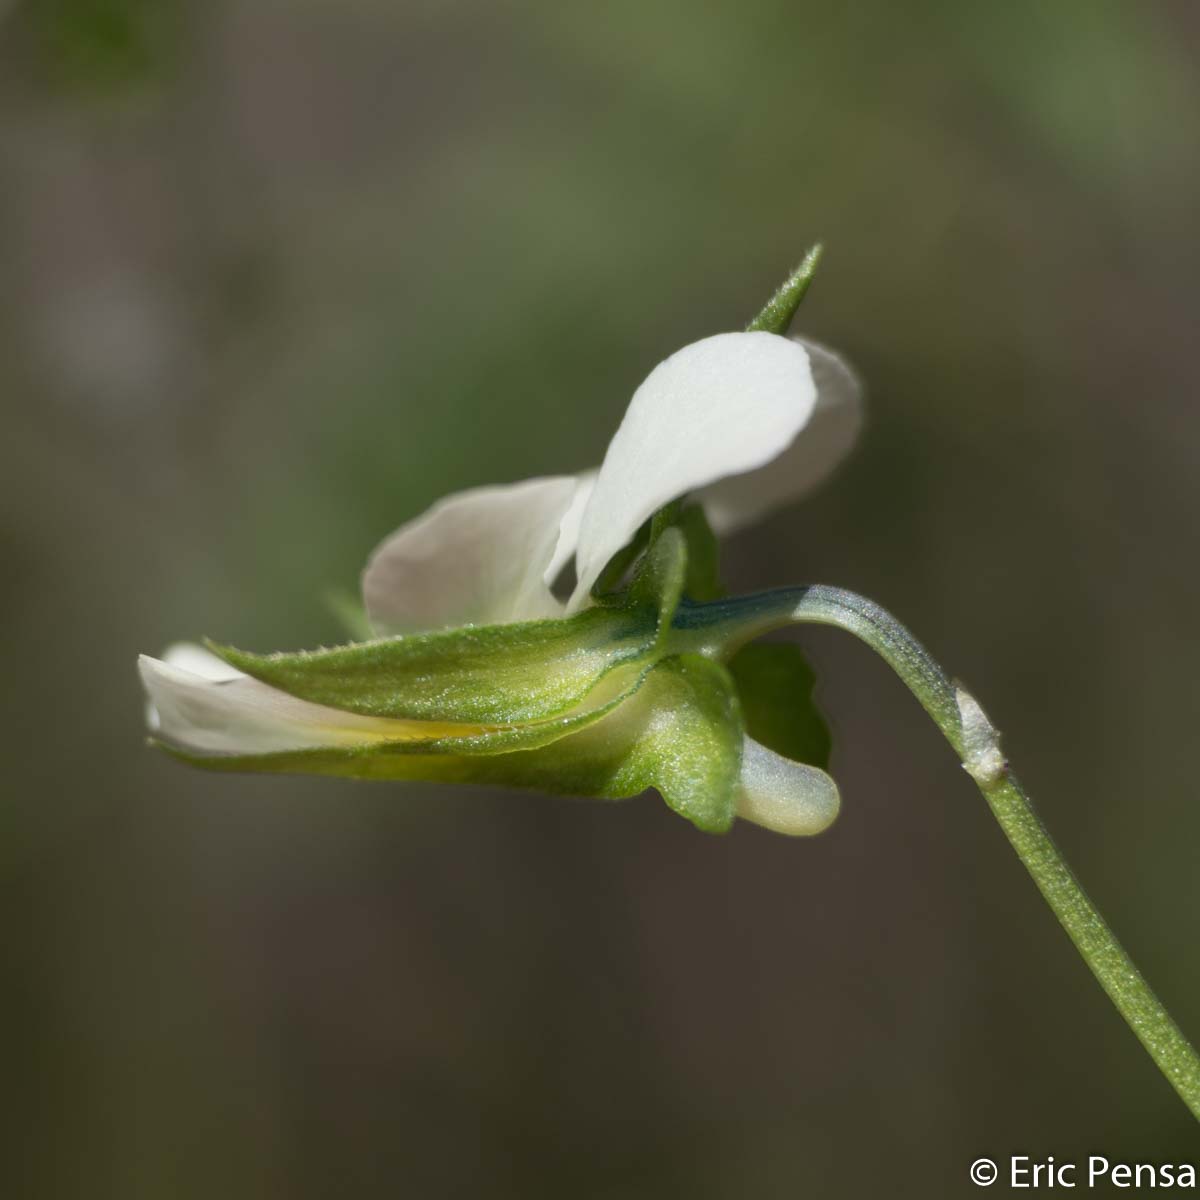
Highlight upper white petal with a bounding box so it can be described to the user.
[570,332,817,607]
[735,736,840,835]
[140,654,407,755]
[700,338,863,533]
[362,476,578,635]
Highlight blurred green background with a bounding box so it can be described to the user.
[3,0,1199,1195]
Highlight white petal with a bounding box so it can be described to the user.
[735,736,841,836]
[140,654,418,755]
[570,332,816,607]
[701,338,863,534]
[543,470,596,587]
[362,476,578,635]
[162,641,244,681]
[145,642,243,731]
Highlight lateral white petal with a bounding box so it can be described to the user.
[140,653,405,755]
[362,476,578,635]
[543,470,596,587]
[735,737,840,835]
[701,338,862,533]
[571,332,816,607]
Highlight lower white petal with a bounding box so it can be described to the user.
[161,641,244,682]
[145,642,243,732]
[735,736,840,835]
[140,653,419,755]
[362,476,578,635]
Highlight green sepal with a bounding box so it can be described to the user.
[593,496,722,611]
[726,640,831,770]
[210,606,656,725]
[161,654,744,835]
[212,514,711,728]
[627,653,742,832]
[675,505,723,602]
[154,656,652,765]
[163,527,747,833]
[590,520,651,598]
[628,525,687,642]
[323,587,375,642]
[745,244,823,335]
[647,498,683,546]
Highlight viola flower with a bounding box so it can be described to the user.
[137,259,1200,1122]
[140,273,861,837]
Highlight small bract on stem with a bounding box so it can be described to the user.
[138,250,1200,1122]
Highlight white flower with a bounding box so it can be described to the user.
[141,329,861,835]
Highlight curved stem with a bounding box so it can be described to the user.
[674,585,1200,1121]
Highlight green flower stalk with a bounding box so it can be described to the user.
[140,253,1200,1120]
